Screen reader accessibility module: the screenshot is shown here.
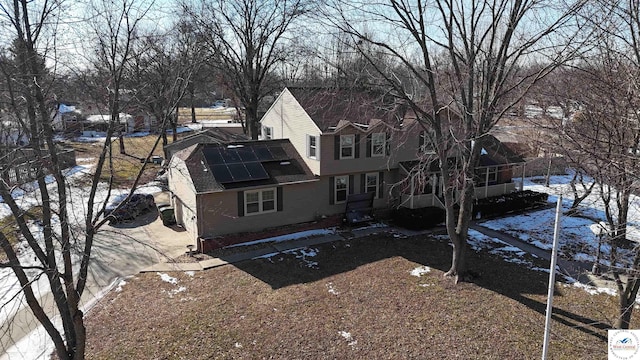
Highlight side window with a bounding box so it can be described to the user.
[307,135,319,159]
[263,126,273,140]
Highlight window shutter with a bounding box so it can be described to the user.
[306,135,310,157]
[349,175,354,194]
[360,174,366,193]
[385,133,391,156]
[237,191,244,217]
[329,177,335,205]
[378,171,385,199]
[366,134,372,157]
[419,131,424,147]
[315,136,320,160]
[334,135,340,160]
[277,187,283,211]
[354,135,360,158]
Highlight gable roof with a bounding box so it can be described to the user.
[179,139,317,193]
[477,134,525,165]
[165,128,249,158]
[287,87,400,132]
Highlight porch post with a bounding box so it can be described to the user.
[410,176,414,209]
[485,167,490,198]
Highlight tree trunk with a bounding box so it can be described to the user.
[190,83,197,123]
[616,295,635,329]
[118,134,125,154]
[447,231,468,281]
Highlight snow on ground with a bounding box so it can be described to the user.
[410,266,431,277]
[230,228,337,248]
[157,273,178,285]
[481,174,640,264]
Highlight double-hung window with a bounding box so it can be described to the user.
[245,188,276,215]
[307,135,318,159]
[335,176,349,203]
[340,135,355,159]
[365,173,379,198]
[371,133,386,157]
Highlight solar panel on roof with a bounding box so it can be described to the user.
[227,163,250,181]
[202,147,224,165]
[210,164,233,183]
[254,146,274,161]
[245,161,269,180]
[236,147,258,162]
[220,148,241,163]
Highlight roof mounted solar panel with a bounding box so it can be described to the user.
[236,147,258,162]
[210,164,233,183]
[220,148,241,163]
[245,161,269,180]
[227,163,250,181]
[202,147,224,165]
[254,145,274,161]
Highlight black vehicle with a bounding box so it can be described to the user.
[106,193,155,223]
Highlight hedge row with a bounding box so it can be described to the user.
[392,190,549,230]
[391,206,446,230]
[474,190,548,218]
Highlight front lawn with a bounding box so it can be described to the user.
[84,233,623,359]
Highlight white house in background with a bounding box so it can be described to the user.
[83,113,134,135]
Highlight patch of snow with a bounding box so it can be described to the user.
[572,281,617,297]
[229,228,336,248]
[185,271,195,277]
[115,280,127,292]
[157,273,178,285]
[326,282,339,295]
[234,342,242,348]
[410,266,431,277]
[338,331,357,346]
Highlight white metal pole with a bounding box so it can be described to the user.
[542,195,562,360]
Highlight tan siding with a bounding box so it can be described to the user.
[260,89,322,174]
[198,181,340,237]
[168,158,198,241]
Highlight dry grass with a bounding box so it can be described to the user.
[84,233,627,359]
[71,135,169,188]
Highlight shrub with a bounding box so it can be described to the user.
[474,190,548,218]
[392,206,446,230]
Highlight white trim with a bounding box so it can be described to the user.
[244,188,277,215]
[307,134,318,159]
[334,175,349,203]
[340,134,355,159]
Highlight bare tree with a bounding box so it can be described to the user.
[0,0,166,358]
[328,0,585,280]
[183,0,311,139]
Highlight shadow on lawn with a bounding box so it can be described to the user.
[233,232,610,342]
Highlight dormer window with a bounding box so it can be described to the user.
[340,135,355,159]
[371,133,386,157]
[263,126,273,140]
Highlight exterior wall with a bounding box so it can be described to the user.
[198,181,324,239]
[319,123,425,176]
[260,89,322,175]
[168,158,198,241]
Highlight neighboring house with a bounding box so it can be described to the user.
[168,139,318,250]
[164,128,249,159]
[260,87,524,211]
[52,102,83,132]
[83,113,133,135]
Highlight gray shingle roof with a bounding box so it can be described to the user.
[181,139,316,193]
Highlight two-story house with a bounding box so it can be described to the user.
[167,87,524,250]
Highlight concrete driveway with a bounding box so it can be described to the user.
[1,210,193,360]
